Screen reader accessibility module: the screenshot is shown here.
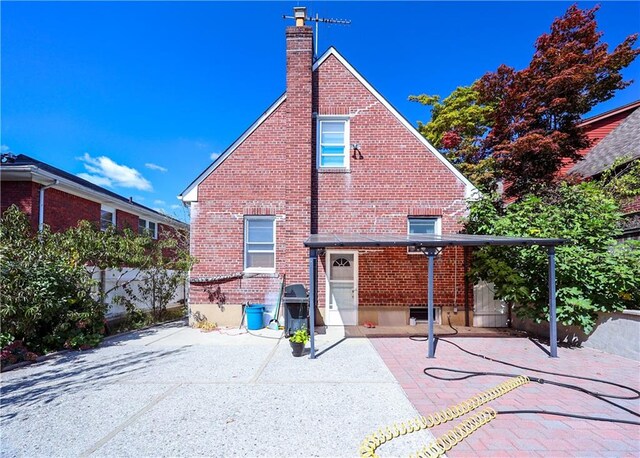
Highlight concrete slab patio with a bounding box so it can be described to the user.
[1,321,434,458]
[371,334,640,457]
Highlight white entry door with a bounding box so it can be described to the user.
[326,251,358,326]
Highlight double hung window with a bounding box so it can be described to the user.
[318,118,349,169]
[100,205,115,231]
[244,217,276,272]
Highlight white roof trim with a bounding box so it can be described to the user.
[179,93,287,202]
[313,47,478,198]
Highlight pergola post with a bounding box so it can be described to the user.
[425,248,438,358]
[548,246,558,358]
[309,248,317,359]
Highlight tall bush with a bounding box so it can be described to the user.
[465,182,640,334]
[0,207,105,353]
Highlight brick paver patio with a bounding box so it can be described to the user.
[371,335,640,457]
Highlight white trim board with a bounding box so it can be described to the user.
[313,47,478,198]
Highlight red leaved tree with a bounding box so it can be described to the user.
[475,4,639,198]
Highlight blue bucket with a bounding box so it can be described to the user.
[246,304,265,330]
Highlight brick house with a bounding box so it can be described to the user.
[180,8,477,328]
[1,153,187,237]
[1,153,190,317]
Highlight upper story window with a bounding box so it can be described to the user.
[244,216,276,273]
[317,117,350,170]
[100,205,115,231]
[407,217,441,253]
[139,218,158,239]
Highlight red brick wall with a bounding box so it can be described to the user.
[116,209,138,231]
[622,195,640,215]
[43,188,100,232]
[312,54,468,309]
[1,181,39,229]
[189,41,469,310]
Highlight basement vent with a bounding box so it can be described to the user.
[410,307,442,325]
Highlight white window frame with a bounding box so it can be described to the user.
[407,217,441,254]
[244,216,276,273]
[316,116,350,170]
[100,205,116,231]
[138,218,158,239]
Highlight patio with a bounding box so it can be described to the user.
[372,334,640,457]
[2,321,638,457]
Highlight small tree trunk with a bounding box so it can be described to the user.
[100,269,107,308]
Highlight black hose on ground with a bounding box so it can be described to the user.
[409,314,458,341]
[418,318,640,426]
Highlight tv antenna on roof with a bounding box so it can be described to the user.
[283,8,351,58]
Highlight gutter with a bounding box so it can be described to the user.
[38,179,58,233]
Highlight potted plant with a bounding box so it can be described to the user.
[289,328,310,357]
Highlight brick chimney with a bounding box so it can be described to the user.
[284,6,313,285]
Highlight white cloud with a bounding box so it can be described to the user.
[154,199,166,205]
[210,151,221,160]
[145,162,168,173]
[1,145,9,152]
[170,204,182,210]
[77,173,113,187]
[78,153,152,191]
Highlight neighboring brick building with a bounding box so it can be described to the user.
[180,8,477,327]
[569,101,640,240]
[1,153,188,237]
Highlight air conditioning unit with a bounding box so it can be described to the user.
[410,306,442,325]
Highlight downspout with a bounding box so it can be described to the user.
[38,179,58,233]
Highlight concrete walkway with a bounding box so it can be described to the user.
[371,334,640,457]
[1,322,434,457]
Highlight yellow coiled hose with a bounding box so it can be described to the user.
[359,375,529,458]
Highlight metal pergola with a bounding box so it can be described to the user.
[304,233,565,360]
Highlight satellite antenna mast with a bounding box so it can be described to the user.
[283,9,351,58]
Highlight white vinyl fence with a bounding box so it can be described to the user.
[89,268,187,318]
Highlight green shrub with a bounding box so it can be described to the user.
[466,182,640,334]
[0,207,106,353]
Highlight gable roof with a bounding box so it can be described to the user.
[570,106,640,177]
[578,99,640,127]
[313,47,476,197]
[179,93,286,202]
[1,154,187,228]
[179,47,477,201]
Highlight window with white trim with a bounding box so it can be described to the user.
[317,117,349,169]
[138,218,158,239]
[100,205,115,231]
[407,217,441,253]
[244,217,276,272]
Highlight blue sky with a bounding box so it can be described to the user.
[2,1,639,221]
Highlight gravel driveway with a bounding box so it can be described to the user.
[1,321,434,457]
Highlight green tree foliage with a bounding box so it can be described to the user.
[475,5,639,197]
[117,232,192,322]
[409,86,498,191]
[465,183,640,334]
[59,221,156,306]
[598,157,640,205]
[0,207,105,353]
[0,206,193,356]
